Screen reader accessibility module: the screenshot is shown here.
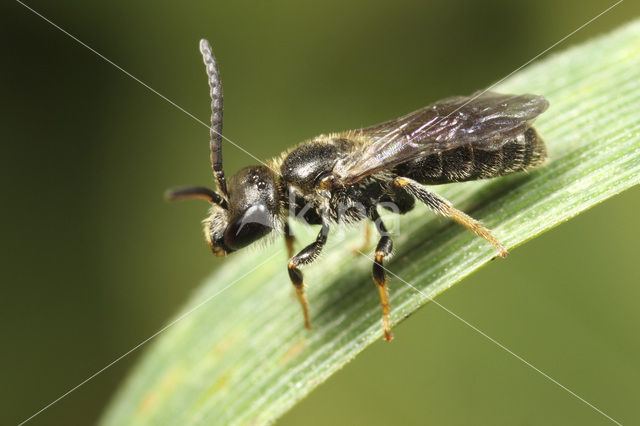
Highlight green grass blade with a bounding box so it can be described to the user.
[101,20,640,426]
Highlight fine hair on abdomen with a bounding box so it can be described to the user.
[396,127,547,185]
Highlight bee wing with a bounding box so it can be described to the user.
[334,91,549,184]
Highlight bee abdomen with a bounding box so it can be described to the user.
[494,127,547,176]
[398,127,547,184]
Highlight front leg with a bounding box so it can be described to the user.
[284,221,296,259]
[352,222,372,255]
[288,222,329,329]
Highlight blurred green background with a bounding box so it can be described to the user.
[3,0,639,424]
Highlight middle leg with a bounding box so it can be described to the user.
[368,207,394,341]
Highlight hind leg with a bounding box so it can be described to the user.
[394,177,507,258]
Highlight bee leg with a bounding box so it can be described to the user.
[352,223,372,254]
[394,177,507,258]
[284,221,296,259]
[368,208,394,341]
[288,222,329,329]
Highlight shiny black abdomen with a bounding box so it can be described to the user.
[395,127,547,184]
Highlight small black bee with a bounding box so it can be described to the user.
[167,39,549,341]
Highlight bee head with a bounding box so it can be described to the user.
[203,166,280,256]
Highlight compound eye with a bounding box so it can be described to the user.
[223,205,273,250]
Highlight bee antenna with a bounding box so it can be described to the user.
[199,38,228,197]
[165,186,229,210]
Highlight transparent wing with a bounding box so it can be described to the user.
[334,91,549,184]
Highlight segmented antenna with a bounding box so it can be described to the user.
[164,186,228,209]
[199,39,228,196]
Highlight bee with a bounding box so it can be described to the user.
[167,39,549,341]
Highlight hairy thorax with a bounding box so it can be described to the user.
[277,136,394,224]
